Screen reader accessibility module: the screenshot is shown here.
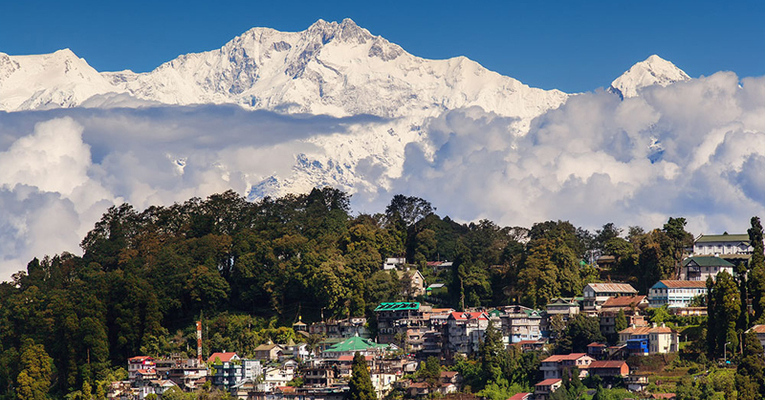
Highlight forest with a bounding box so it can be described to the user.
[0,187,729,398]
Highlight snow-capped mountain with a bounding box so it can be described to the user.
[0,21,693,199]
[608,54,690,99]
[0,49,124,111]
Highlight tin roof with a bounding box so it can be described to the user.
[682,256,735,267]
[696,234,749,243]
[585,283,637,293]
[374,302,420,312]
[654,280,708,289]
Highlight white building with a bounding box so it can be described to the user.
[694,233,753,256]
[383,257,406,270]
[648,280,708,308]
[446,311,490,355]
[680,256,735,281]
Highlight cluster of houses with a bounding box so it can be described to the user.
[114,233,759,400]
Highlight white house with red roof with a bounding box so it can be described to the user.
[446,311,490,355]
[539,353,594,379]
[534,378,562,400]
[128,356,156,381]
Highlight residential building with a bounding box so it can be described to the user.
[680,256,735,281]
[321,335,394,358]
[309,317,370,339]
[207,353,261,391]
[539,354,593,379]
[582,283,638,310]
[545,298,580,322]
[534,379,562,400]
[445,311,490,355]
[747,325,765,349]
[648,324,679,354]
[303,366,337,387]
[694,233,753,256]
[254,344,283,361]
[507,394,531,400]
[501,305,544,343]
[261,364,295,392]
[384,257,406,270]
[402,269,427,297]
[128,356,156,381]
[648,280,708,308]
[587,360,629,378]
[587,343,607,360]
[598,296,648,336]
[374,302,430,344]
[626,375,650,392]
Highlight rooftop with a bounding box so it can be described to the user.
[682,256,735,267]
[585,283,637,294]
[696,233,750,243]
[374,302,420,312]
[601,295,647,308]
[324,335,390,353]
[654,280,708,289]
[589,360,627,369]
[208,352,239,363]
[536,378,562,386]
[748,325,765,334]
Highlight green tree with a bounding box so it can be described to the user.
[557,314,605,354]
[707,271,741,358]
[479,321,507,387]
[614,309,628,336]
[419,356,441,391]
[348,352,376,400]
[749,217,765,323]
[736,331,765,400]
[16,339,52,400]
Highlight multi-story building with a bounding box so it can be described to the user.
[501,305,544,343]
[619,324,679,355]
[539,354,593,379]
[648,280,708,308]
[545,298,580,322]
[582,283,638,310]
[374,302,431,344]
[309,318,370,339]
[598,296,648,336]
[587,361,629,378]
[128,356,156,381]
[694,233,753,256]
[534,379,562,400]
[680,256,735,281]
[445,311,490,355]
[207,352,262,391]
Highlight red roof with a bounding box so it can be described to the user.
[749,325,765,334]
[507,394,531,400]
[601,295,646,308]
[536,379,562,386]
[449,311,488,320]
[338,355,373,362]
[441,371,458,378]
[589,360,627,369]
[129,356,153,362]
[541,353,588,363]
[587,342,606,348]
[207,352,238,363]
[659,280,707,288]
[136,369,156,375]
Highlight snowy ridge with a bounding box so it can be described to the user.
[608,54,690,99]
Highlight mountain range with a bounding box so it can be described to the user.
[0,18,691,199]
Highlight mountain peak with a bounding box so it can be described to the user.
[609,54,691,99]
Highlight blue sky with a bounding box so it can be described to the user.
[1,0,763,92]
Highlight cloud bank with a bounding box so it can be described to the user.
[1,72,764,281]
[378,72,765,236]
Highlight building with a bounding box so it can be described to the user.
[322,335,394,358]
[545,298,580,322]
[598,296,648,336]
[445,311,490,355]
[539,354,593,379]
[309,317,370,339]
[534,379,562,400]
[507,394,531,400]
[374,302,431,344]
[207,353,262,390]
[587,360,629,378]
[648,280,708,308]
[626,375,650,392]
[619,324,679,355]
[402,269,427,297]
[254,344,284,361]
[582,283,638,310]
[384,257,406,270]
[501,305,544,343]
[128,356,156,381]
[694,233,753,256]
[680,256,735,281]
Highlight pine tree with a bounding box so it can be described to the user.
[615,309,628,334]
[749,217,765,322]
[348,352,376,400]
[479,320,507,387]
[16,339,52,400]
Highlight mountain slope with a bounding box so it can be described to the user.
[608,54,690,99]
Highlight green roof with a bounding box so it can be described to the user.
[696,234,750,243]
[683,256,735,267]
[324,336,389,353]
[374,302,420,312]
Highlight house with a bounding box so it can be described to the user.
[303,366,337,387]
[445,311,490,355]
[322,335,394,358]
[254,344,284,361]
[545,297,580,322]
[128,356,156,381]
[582,283,638,310]
[384,257,407,270]
[534,379,562,400]
[694,233,753,256]
[587,343,607,360]
[598,295,648,336]
[648,280,708,308]
[747,325,765,349]
[309,317,370,339]
[261,364,295,392]
[402,269,427,297]
[507,394,531,400]
[539,354,593,379]
[207,354,261,391]
[515,339,547,352]
[501,305,544,343]
[625,375,650,392]
[587,360,629,378]
[680,256,735,281]
[374,302,430,344]
[648,324,679,354]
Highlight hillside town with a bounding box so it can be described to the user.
[114,232,764,400]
